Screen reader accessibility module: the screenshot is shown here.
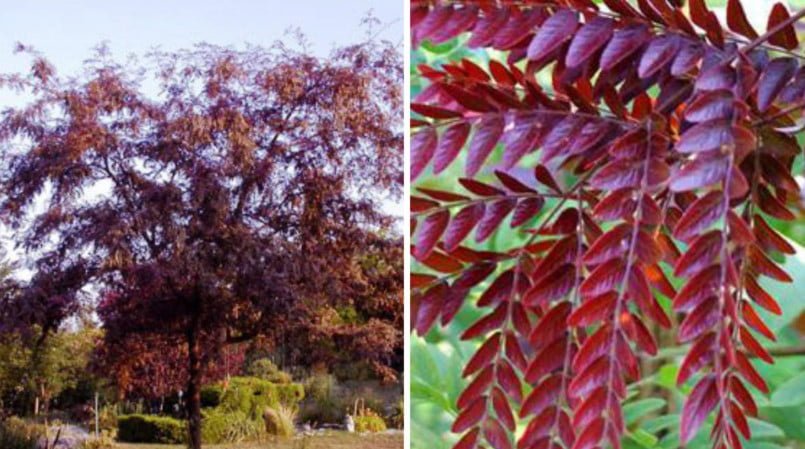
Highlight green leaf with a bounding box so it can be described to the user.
[642,414,679,433]
[744,443,786,449]
[748,418,785,439]
[770,371,805,408]
[628,429,659,448]
[624,398,666,425]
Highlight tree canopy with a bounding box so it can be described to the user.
[0,38,401,448]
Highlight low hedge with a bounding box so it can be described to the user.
[117,414,185,444]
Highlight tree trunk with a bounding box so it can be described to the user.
[186,316,203,449]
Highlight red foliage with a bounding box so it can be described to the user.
[411,2,803,449]
[0,39,401,449]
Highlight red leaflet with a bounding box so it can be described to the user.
[527,9,578,62]
[420,250,465,273]
[571,417,605,449]
[566,17,614,68]
[742,302,777,341]
[476,199,517,242]
[453,396,488,433]
[678,332,716,385]
[673,264,720,312]
[673,191,725,242]
[525,337,570,383]
[454,428,480,449]
[466,116,504,177]
[757,58,798,112]
[674,231,723,278]
[567,292,617,326]
[523,263,576,307]
[672,41,703,76]
[730,376,758,417]
[444,204,484,252]
[412,127,438,180]
[678,296,719,343]
[580,258,625,298]
[568,356,611,399]
[670,155,731,193]
[529,302,572,349]
[681,375,719,444]
[767,3,799,50]
[744,275,782,314]
[740,327,773,363]
[484,419,513,449]
[601,24,652,71]
[520,374,562,418]
[462,303,508,340]
[434,122,471,174]
[492,387,517,431]
[726,0,759,39]
[511,197,545,228]
[414,210,450,260]
[638,34,680,78]
[676,120,755,154]
[415,282,448,336]
[735,350,769,393]
[754,214,795,254]
[478,271,514,308]
[463,332,501,376]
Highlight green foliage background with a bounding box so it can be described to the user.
[410,2,805,448]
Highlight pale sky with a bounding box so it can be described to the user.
[0,1,403,266]
[0,1,401,72]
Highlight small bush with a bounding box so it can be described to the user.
[200,385,224,408]
[201,409,261,444]
[299,373,343,424]
[0,417,41,449]
[117,414,185,444]
[354,409,386,433]
[77,434,115,449]
[264,405,296,438]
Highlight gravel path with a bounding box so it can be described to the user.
[38,424,91,449]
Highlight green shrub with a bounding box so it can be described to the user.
[117,414,185,444]
[201,385,224,408]
[201,409,261,444]
[77,434,115,449]
[264,405,296,437]
[216,377,303,419]
[0,417,41,449]
[354,409,386,433]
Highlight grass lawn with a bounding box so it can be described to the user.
[114,431,403,449]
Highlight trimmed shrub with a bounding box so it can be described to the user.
[117,414,185,444]
[354,409,386,433]
[200,385,223,408]
[201,409,261,444]
[217,377,303,419]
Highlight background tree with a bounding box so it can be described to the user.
[0,37,401,448]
